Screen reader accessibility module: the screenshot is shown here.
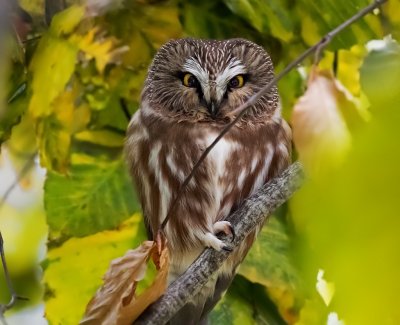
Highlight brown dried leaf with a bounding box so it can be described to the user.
[291,68,354,175]
[80,239,169,325]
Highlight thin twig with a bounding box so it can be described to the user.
[0,233,28,320]
[22,34,42,44]
[0,315,7,325]
[7,82,27,104]
[160,0,387,231]
[0,152,36,210]
[119,98,132,122]
[136,162,305,324]
[0,233,16,316]
[333,51,339,76]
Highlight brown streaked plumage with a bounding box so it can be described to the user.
[125,38,291,324]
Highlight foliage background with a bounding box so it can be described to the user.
[0,0,399,324]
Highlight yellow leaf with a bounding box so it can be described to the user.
[51,5,85,36]
[6,109,37,164]
[74,130,124,147]
[28,36,78,117]
[71,28,129,73]
[294,299,325,325]
[299,11,321,46]
[135,5,182,48]
[385,0,400,24]
[120,29,152,68]
[0,203,47,276]
[336,46,366,96]
[44,215,144,325]
[80,239,169,325]
[37,118,71,173]
[291,68,353,175]
[36,87,75,173]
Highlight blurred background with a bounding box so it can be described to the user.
[1,0,399,324]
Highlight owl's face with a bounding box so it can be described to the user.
[142,38,279,123]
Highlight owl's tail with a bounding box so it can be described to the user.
[169,274,234,325]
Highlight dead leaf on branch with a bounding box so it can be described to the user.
[291,67,362,175]
[80,238,169,325]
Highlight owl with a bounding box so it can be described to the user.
[125,38,291,324]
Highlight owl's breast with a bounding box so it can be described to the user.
[200,131,275,222]
[127,109,290,254]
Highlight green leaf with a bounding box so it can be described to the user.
[33,82,91,173]
[239,217,303,323]
[211,275,286,325]
[181,0,255,40]
[211,291,254,325]
[223,0,294,42]
[0,87,27,147]
[74,129,125,147]
[124,2,182,49]
[28,34,78,118]
[44,215,147,325]
[384,0,400,40]
[45,157,139,238]
[360,37,400,109]
[297,0,383,49]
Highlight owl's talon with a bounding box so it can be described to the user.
[202,232,229,251]
[222,245,233,252]
[213,221,235,242]
[228,224,235,242]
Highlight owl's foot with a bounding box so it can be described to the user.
[200,221,235,251]
[202,232,233,252]
[213,220,235,242]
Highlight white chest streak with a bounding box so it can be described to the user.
[215,60,247,102]
[203,134,240,218]
[251,143,275,194]
[148,141,171,223]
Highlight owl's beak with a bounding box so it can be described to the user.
[207,100,219,119]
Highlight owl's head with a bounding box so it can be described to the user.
[142,38,279,123]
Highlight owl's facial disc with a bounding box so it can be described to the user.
[182,58,248,119]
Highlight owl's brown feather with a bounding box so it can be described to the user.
[125,38,291,323]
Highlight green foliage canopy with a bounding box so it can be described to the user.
[1,0,399,324]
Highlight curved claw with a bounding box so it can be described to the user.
[228,224,235,242]
[222,245,233,252]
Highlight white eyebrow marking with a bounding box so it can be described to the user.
[214,60,247,102]
[216,60,247,87]
[183,57,210,101]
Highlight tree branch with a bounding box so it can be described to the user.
[135,162,305,325]
[0,152,36,210]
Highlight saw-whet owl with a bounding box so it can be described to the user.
[125,38,291,324]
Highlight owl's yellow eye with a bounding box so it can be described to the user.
[182,73,198,88]
[229,75,245,88]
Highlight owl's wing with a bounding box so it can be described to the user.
[125,111,158,241]
[197,119,292,323]
[168,275,234,325]
[199,274,235,323]
[143,213,153,240]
